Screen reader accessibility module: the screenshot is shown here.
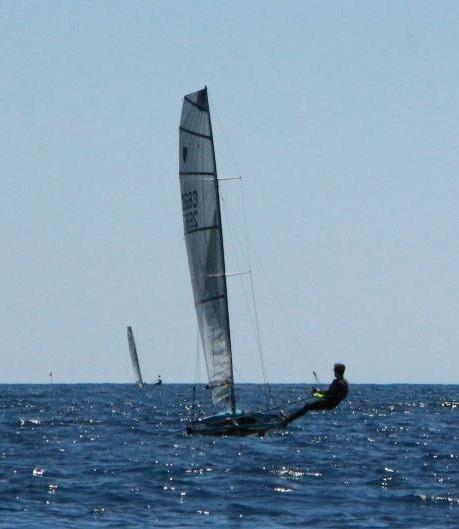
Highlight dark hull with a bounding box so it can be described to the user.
[186,411,286,436]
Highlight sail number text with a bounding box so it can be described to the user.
[182,190,199,231]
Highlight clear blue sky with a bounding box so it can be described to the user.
[1,1,458,384]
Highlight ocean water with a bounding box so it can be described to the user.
[0,384,457,528]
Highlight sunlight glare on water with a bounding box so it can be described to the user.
[0,384,458,528]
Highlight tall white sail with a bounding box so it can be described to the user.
[179,88,235,410]
[127,326,144,388]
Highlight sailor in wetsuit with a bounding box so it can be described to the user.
[283,363,348,425]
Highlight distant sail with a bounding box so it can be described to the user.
[127,326,144,388]
[179,87,235,410]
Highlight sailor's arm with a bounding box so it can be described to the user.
[311,386,327,399]
[311,379,340,399]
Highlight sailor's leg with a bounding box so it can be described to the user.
[282,403,313,424]
[283,400,330,425]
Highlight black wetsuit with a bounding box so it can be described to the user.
[285,377,348,424]
[319,377,348,409]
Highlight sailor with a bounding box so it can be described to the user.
[283,363,348,425]
[156,375,162,385]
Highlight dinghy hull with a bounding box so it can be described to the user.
[186,411,285,436]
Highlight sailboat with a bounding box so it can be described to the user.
[179,87,289,436]
[127,326,144,388]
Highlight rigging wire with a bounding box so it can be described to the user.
[220,194,274,408]
[211,99,275,406]
[222,104,318,383]
[238,177,275,407]
[247,242,318,382]
[248,270,274,407]
[191,328,201,420]
[210,95,317,401]
[220,198,259,343]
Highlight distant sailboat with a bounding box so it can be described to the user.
[127,326,144,388]
[178,87,290,436]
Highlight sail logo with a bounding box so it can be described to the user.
[182,146,188,163]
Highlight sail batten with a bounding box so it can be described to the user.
[179,126,212,140]
[184,96,209,112]
[179,87,235,411]
[179,171,216,176]
[198,294,226,306]
[185,225,219,236]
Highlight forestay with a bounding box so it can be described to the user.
[179,87,235,410]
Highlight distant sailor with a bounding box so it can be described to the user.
[283,363,348,425]
[156,375,162,385]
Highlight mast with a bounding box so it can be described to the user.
[205,87,236,414]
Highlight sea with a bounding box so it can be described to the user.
[0,384,457,528]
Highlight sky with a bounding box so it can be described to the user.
[1,1,459,384]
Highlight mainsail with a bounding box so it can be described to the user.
[127,326,144,388]
[179,87,235,411]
